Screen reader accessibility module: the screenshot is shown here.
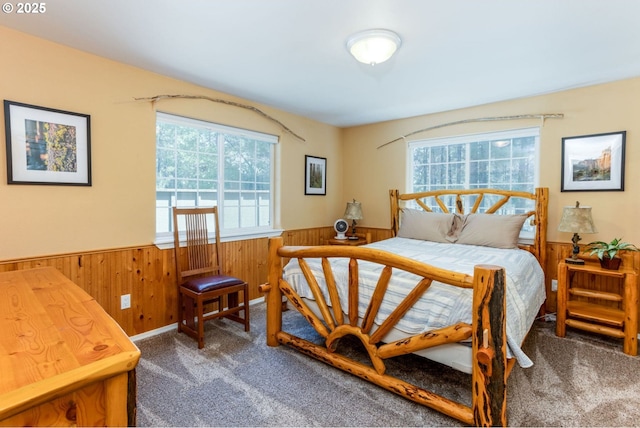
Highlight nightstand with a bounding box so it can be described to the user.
[328,232,371,246]
[328,237,368,246]
[555,260,639,355]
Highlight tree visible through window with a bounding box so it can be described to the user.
[408,127,540,236]
[156,112,277,240]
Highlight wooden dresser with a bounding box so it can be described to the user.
[0,267,140,426]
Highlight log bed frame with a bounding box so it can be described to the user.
[260,188,548,426]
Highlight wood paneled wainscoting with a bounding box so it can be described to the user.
[0,227,387,337]
[0,230,637,338]
[0,245,181,337]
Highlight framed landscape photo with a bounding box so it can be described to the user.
[4,100,92,186]
[561,131,625,192]
[305,155,326,195]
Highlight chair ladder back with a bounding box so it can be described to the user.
[173,207,222,280]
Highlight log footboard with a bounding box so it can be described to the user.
[260,237,508,427]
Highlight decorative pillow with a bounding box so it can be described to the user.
[453,213,528,249]
[397,210,456,243]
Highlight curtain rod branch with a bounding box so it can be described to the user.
[377,113,564,149]
[135,94,306,142]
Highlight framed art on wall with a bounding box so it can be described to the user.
[4,100,92,186]
[561,131,625,192]
[305,155,326,195]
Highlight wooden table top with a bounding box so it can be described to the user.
[0,267,140,419]
[328,237,368,246]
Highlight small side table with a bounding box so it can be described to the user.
[555,260,639,355]
[328,232,371,246]
[328,236,368,246]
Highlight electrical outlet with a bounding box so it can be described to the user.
[551,279,558,292]
[121,294,131,310]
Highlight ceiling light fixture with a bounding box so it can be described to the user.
[346,29,401,66]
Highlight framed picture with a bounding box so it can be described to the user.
[4,100,91,186]
[561,131,625,192]
[305,155,326,195]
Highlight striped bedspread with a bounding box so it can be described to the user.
[282,237,546,367]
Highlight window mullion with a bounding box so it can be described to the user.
[465,143,471,188]
[252,143,258,226]
[217,133,225,225]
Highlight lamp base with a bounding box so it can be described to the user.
[565,257,585,265]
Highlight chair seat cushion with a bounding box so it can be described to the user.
[182,275,245,293]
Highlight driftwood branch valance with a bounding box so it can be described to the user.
[135,94,306,142]
[378,113,564,149]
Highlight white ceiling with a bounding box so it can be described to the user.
[2,0,640,127]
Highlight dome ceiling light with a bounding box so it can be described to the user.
[346,29,401,66]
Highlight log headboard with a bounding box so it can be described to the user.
[389,187,549,269]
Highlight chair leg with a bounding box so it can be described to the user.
[243,284,250,332]
[177,290,184,333]
[197,295,205,349]
[184,295,196,331]
[228,291,238,308]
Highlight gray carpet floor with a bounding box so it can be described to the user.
[134,303,640,427]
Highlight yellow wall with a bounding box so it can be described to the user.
[3,24,640,261]
[0,26,343,260]
[342,78,640,245]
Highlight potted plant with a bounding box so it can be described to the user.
[585,238,639,270]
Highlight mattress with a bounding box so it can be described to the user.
[282,237,546,373]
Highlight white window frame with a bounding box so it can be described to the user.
[155,112,282,248]
[407,127,540,238]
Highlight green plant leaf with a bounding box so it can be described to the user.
[585,238,639,259]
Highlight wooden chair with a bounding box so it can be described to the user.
[172,206,250,349]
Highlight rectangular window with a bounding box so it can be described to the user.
[408,127,540,237]
[156,112,278,242]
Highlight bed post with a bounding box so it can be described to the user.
[264,237,284,347]
[534,187,549,271]
[471,264,507,427]
[389,189,400,236]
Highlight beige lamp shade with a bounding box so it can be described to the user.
[344,200,363,220]
[557,203,597,234]
[343,199,363,236]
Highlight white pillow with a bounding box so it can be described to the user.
[454,213,528,249]
[397,210,456,243]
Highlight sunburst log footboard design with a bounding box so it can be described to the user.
[260,238,507,427]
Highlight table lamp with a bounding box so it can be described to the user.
[557,201,597,265]
[343,199,363,237]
